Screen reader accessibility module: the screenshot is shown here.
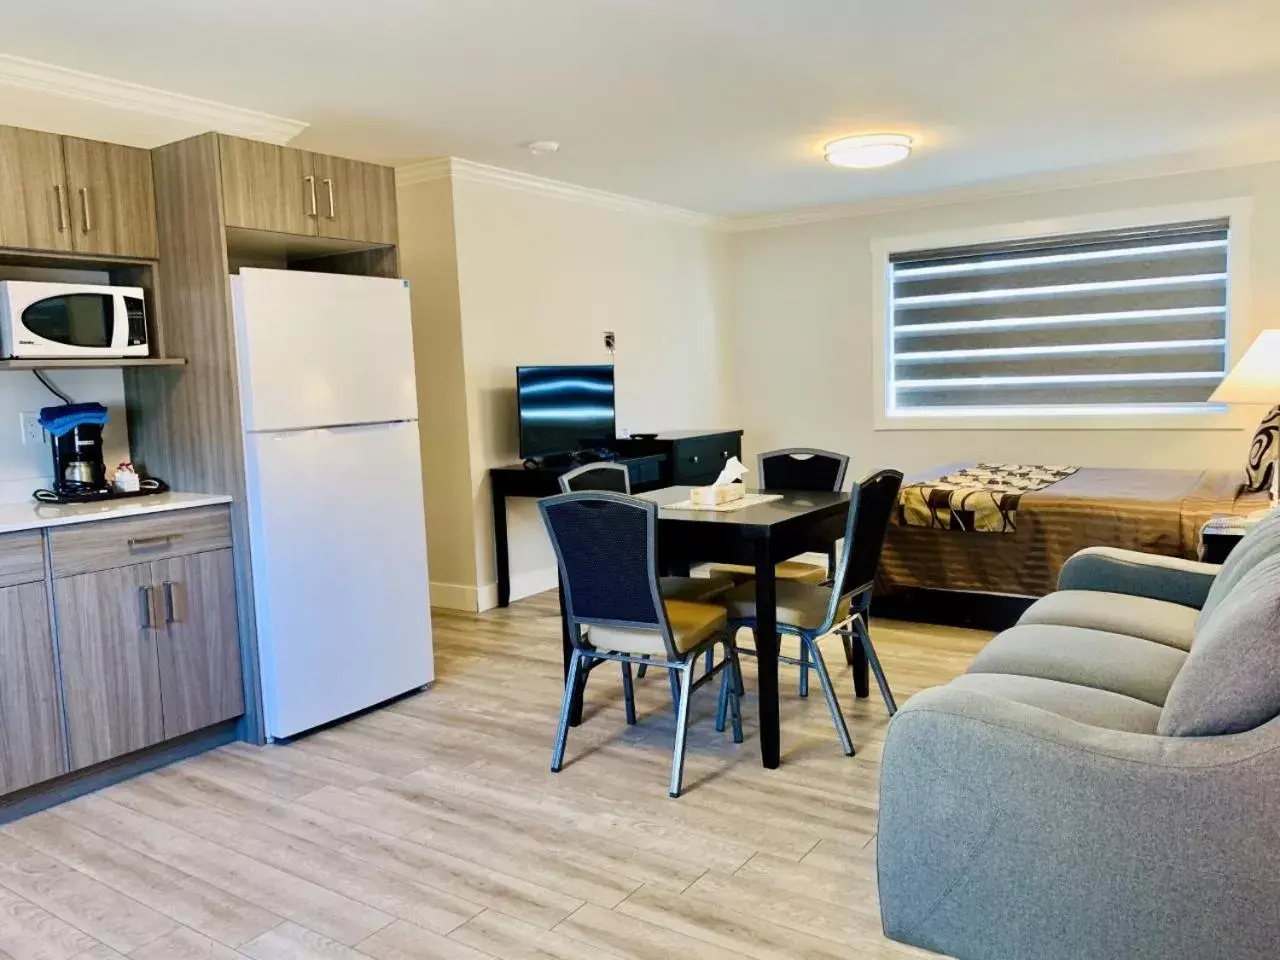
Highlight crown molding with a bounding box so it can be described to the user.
[397,157,724,228]
[721,147,1280,233]
[0,55,307,144]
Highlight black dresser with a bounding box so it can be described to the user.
[611,430,744,487]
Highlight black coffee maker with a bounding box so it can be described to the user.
[50,423,108,496]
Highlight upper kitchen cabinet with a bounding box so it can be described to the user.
[312,153,398,245]
[62,137,159,259]
[217,135,399,245]
[218,135,317,236]
[0,126,74,253]
[0,126,158,259]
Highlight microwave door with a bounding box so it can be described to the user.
[20,292,115,358]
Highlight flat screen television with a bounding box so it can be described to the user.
[517,364,616,459]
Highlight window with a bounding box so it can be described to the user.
[885,218,1231,419]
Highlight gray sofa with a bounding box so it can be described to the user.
[878,511,1280,960]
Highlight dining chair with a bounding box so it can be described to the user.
[558,462,631,494]
[710,447,850,586]
[539,491,745,797]
[716,468,904,755]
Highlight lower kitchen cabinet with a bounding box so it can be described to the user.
[56,562,165,769]
[154,549,243,739]
[0,580,68,793]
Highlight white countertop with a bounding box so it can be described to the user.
[0,492,233,535]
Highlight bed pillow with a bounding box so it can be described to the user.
[1244,405,1280,493]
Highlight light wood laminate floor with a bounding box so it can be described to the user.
[0,591,990,959]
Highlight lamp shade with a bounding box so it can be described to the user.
[1210,330,1280,404]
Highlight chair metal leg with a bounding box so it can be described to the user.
[798,637,810,698]
[669,662,695,798]
[621,661,637,725]
[704,648,714,676]
[808,637,854,756]
[715,658,729,733]
[667,667,680,710]
[552,650,586,771]
[636,663,648,679]
[855,617,897,715]
[728,642,745,744]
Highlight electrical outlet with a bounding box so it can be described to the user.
[603,330,616,351]
[19,412,43,446]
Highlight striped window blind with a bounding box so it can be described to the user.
[887,218,1230,416]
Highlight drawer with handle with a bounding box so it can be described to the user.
[672,434,742,485]
[0,530,44,589]
[50,506,232,578]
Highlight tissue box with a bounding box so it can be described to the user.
[689,483,745,507]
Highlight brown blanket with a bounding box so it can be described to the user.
[898,463,1079,533]
[879,465,1260,598]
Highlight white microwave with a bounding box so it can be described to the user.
[0,281,149,359]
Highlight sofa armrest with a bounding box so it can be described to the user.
[878,686,1280,960]
[1056,546,1220,608]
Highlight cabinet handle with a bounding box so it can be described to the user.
[138,586,154,630]
[53,184,67,232]
[162,580,183,625]
[304,175,318,217]
[128,534,178,552]
[323,178,336,219]
[78,186,92,233]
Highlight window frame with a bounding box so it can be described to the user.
[870,199,1255,431]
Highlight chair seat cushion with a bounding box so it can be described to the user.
[723,580,848,632]
[659,575,734,603]
[966,624,1188,706]
[710,560,828,585]
[947,673,1162,734]
[1018,590,1198,652]
[588,600,726,657]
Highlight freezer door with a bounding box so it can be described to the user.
[244,420,433,739]
[233,268,418,433]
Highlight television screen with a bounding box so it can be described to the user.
[517,365,616,459]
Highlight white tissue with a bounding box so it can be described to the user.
[714,456,749,486]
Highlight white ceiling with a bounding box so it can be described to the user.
[3,0,1280,216]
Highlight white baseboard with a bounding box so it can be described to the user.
[476,566,559,613]
[429,581,481,612]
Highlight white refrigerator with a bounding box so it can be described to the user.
[231,268,433,740]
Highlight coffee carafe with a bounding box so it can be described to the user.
[51,423,107,494]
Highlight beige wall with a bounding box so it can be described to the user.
[400,172,729,610]
[398,178,478,610]
[724,161,1280,479]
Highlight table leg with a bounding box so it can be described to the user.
[559,574,585,726]
[753,542,781,769]
[492,484,511,608]
[852,639,870,700]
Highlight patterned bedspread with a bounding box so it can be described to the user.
[897,463,1080,533]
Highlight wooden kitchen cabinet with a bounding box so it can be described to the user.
[0,126,74,253]
[56,562,164,769]
[62,136,159,258]
[0,531,68,794]
[312,152,398,244]
[153,549,243,739]
[218,135,317,235]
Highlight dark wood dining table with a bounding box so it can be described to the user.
[558,486,862,770]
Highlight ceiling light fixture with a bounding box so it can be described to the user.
[824,133,913,169]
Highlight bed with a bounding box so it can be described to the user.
[878,463,1264,600]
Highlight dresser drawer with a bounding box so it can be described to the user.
[0,531,45,588]
[671,433,742,485]
[50,506,232,578]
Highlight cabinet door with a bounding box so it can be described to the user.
[154,549,243,739]
[62,137,159,258]
[218,135,317,235]
[55,564,163,769]
[0,126,72,252]
[313,153,398,244]
[0,582,68,793]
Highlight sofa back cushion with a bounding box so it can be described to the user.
[1198,507,1280,626]
[1161,552,1280,736]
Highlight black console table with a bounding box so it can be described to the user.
[489,429,743,607]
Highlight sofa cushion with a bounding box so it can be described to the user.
[948,673,1162,734]
[1199,507,1280,626]
[1018,590,1197,652]
[966,623,1187,706]
[1160,553,1280,736]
